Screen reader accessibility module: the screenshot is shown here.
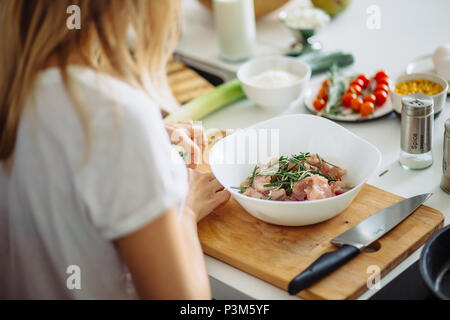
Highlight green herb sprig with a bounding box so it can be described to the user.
[234,153,343,197]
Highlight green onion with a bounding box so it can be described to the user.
[262,193,272,200]
[379,169,389,177]
[323,159,340,168]
[249,165,259,187]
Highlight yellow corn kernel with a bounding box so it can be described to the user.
[394,79,443,96]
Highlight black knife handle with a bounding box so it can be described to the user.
[288,245,360,295]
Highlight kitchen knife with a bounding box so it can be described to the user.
[288,193,432,296]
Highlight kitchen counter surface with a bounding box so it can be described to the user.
[178,0,450,300]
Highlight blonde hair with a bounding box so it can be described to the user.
[0,0,181,164]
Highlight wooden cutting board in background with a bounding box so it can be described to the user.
[166,61,445,300]
[167,59,214,104]
[197,183,444,300]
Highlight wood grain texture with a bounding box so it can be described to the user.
[167,59,214,104]
[197,183,444,300]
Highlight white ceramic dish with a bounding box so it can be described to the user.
[303,76,394,122]
[209,114,382,226]
[237,56,311,109]
[406,54,450,94]
[389,73,449,114]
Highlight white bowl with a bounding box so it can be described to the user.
[209,114,381,226]
[390,73,448,114]
[237,56,311,109]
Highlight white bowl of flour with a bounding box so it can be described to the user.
[237,56,311,109]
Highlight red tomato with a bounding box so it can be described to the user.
[342,92,356,108]
[376,77,390,87]
[350,78,365,88]
[374,70,388,82]
[374,90,388,106]
[313,98,326,111]
[348,84,362,95]
[318,87,328,101]
[322,79,329,89]
[375,84,389,94]
[360,102,375,116]
[363,94,376,104]
[356,74,370,89]
[351,97,363,112]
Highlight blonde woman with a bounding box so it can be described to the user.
[0,1,230,299]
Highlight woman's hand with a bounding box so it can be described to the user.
[165,121,207,168]
[184,169,230,222]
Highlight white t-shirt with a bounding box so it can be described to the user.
[0,66,188,299]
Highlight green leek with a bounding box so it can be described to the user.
[165,78,245,121]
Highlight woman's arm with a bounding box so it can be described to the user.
[116,206,210,300]
[116,169,230,300]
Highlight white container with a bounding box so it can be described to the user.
[209,114,382,226]
[390,73,448,114]
[237,56,311,109]
[213,0,256,62]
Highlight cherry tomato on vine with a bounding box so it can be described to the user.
[351,97,363,112]
[374,90,388,106]
[356,74,370,89]
[374,70,388,82]
[363,94,376,104]
[376,77,389,87]
[348,84,362,95]
[350,78,365,88]
[342,92,356,107]
[360,101,375,117]
[313,98,326,111]
[375,84,389,94]
[318,87,328,101]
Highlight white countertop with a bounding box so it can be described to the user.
[178,0,450,300]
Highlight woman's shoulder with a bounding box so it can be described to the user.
[36,66,159,117]
[22,66,169,168]
[29,66,166,139]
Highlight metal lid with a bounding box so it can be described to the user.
[401,94,434,117]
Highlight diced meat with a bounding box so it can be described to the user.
[315,161,346,180]
[307,154,321,165]
[269,188,286,201]
[328,166,347,180]
[293,174,333,201]
[239,153,349,202]
[252,175,272,193]
[243,187,265,199]
[240,179,250,188]
[292,178,311,201]
[304,174,333,200]
[330,181,351,195]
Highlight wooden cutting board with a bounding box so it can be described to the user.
[197,182,444,300]
[167,62,445,299]
[167,59,214,104]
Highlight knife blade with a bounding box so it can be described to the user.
[288,193,432,296]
